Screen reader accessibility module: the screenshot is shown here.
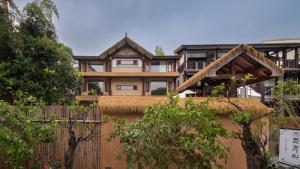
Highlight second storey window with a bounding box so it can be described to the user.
[88,63,104,72]
[116,85,138,90]
[150,61,167,72]
[117,60,138,66]
[88,81,105,95]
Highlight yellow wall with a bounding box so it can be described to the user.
[100,114,268,169]
[111,78,143,96]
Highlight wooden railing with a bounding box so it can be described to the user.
[178,61,206,72]
[284,60,300,69]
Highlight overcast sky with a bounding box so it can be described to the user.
[15,0,300,55]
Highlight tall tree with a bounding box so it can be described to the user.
[0,0,82,104]
[155,46,165,56]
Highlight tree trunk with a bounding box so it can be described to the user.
[241,122,268,169]
[1,0,8,15]
[64,131,79,169]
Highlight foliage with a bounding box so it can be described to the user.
[31,154,62,169]
[20,0,58,40]
[272,80,300,115]
[0,95,56,169]
[0,0,82,105]
[155,46,165,56]
[212,75,300,169]
[109,94,228,169]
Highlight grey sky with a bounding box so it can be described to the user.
[15,0,300,55]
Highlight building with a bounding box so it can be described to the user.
[74,36,180,101]
[74,36,300,102]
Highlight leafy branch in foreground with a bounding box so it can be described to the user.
[109,94,228,169]
[212,74,300,169]
[0,95,56,169]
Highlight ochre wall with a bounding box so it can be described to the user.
[111,78,143,96]
[100,114,268,169]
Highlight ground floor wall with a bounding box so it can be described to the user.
[100,114,269,169]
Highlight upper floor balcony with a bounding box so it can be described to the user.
[178,61,206,72]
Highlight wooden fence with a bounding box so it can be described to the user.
[0,106,101,169]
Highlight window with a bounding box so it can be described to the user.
[88,63,104,72]
[150,81,167,95]
[167,62,173,72]
[116,85,138,90]
[116,60,138,66]
[217,52,227,58]
[187,52,207,58]
[150,61,167,72]
[287,50,295,60]
[88,81,105,95]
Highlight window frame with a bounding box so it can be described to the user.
[150,81,168,96]
[88,63,104,72]
[116,59,138,66]
[116,85,138,91]
[87,80,105,95]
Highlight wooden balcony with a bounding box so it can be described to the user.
[178,61,206,72]
[283,60,300,69]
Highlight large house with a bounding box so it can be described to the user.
[74,36,300,102]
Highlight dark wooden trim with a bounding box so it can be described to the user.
[142,78,145,96]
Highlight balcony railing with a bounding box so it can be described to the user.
[284,60,300,69]
[178,61,206,72]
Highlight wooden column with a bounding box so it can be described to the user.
[282,48,287,69]
[142,78,145,96]
[260,82,265,103]
[200,81,205,97]
[296,48,299,68]
[108,78,112,95]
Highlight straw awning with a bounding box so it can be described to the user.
[176,44,284,92]
[98,96,272,115]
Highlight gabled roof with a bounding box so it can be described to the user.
[99,36,154,60]
[176,44,284,92]
[174,43,300,54]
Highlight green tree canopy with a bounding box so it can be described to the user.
[155,46,165,56]
[109,95,228,169]
[0,0,82,104]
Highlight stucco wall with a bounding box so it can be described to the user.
[111,78,143,96]
[100,114,269,169]
[111,58,143,72]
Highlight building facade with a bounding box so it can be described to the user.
[74,36,300,101]
[74,36,180,100]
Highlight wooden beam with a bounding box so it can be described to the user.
[210,74,250,80]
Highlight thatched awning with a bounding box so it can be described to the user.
[80,72,180,77]
[176,44,284,92]
[98,96,272,115]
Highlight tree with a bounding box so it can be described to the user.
[109,94,228,169]
[0,0,82,104]
[212,75,300,169]
[155,46,165,56]
[0,95,56,168]
[63,97,99,169]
